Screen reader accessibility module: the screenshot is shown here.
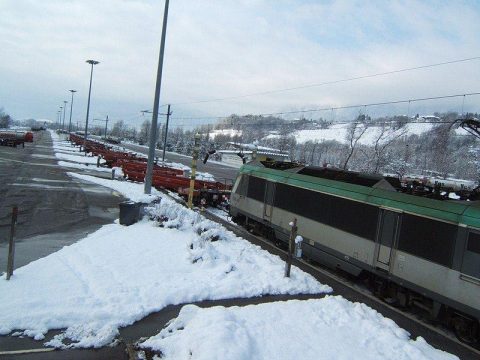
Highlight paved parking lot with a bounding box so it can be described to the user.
[0,131,124,270]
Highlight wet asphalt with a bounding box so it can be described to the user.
[0,131,124,270]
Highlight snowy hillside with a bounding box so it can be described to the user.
[265,122,469,145]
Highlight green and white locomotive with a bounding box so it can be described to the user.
[230,161,480,343]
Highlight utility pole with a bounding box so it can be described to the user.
[145,0,170,194]
[93,116,109,139]
[162,104,171,162]
[104,115,109,138]
[187,133,201,209]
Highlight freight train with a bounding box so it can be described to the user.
[229,161,480,343]
[0,130,34,147]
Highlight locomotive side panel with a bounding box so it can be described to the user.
[229,168,480,326]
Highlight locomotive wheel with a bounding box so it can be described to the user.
[452,316,479,344]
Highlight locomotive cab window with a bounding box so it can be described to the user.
[233,175,249,196]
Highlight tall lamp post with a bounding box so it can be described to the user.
[62,100,67,130]
[59,106,63,129]
[68,90,77,133]
[145,0,170,194]
[83,59,100,151]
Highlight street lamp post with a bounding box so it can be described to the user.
[59,106,63,129]
[68,90,77,133]
[62,100,67,130]
[145,0,170,194]
[84,59,100,151]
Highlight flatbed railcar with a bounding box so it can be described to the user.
[229,161,480,343]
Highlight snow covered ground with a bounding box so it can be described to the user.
[0,175,327,348]
[265,121,469,145]
[0,131,458,357]
[140,297,456,360]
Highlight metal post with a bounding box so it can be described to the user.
[6,206,18,280]
[284,218,298,278]
[187,133,201,209]
[104,115,109,139]
[59,106,63,129]
[162,104,171,162]
[62,100,67,130]
[145,0,170,194]
[84,60,99,152]
[68,90,77,133]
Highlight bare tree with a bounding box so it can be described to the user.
[371,122,408,173]
[110,120,126,138]
[138,120,151,145]
[430,123,453,179]
[342,117,368,170]
[0,108,12,128]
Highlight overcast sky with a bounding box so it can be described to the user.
[1,0,480,128]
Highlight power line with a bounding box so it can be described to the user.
[171,56,480,106]
[169,91,480,121]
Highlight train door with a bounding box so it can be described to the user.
[375,209,401,271]
[263,181,275,221]
[461,230,480,280]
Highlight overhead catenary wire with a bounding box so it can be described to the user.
[168,91,480,122]
[170,56,480,106]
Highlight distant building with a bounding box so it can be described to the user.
[218,142,289,168]
[416,115,441,122]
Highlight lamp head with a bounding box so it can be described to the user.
[86,60,100,65]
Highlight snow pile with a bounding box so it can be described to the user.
[141,297,457,360]
[0,195,328,348]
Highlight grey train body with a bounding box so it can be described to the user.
[229,171,480,341]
